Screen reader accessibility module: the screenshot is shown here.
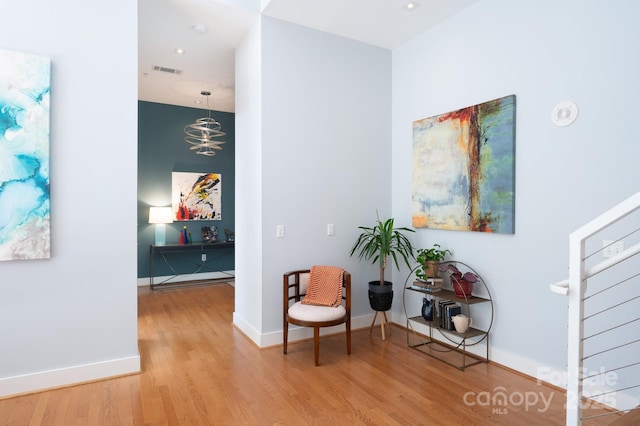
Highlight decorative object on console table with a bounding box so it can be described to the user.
[179,225,190,245]
[224,228,234,242]
[349,213,415,341]
[201,226,218,243]
[149,206,173,246]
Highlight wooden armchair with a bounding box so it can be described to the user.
[283,268,351,366]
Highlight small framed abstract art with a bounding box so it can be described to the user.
[0,49,51,261]
[412,95,516,234]
[172,172,222,221]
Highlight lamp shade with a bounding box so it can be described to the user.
[149,206,173,224]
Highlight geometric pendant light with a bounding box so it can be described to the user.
[184,90,226,156]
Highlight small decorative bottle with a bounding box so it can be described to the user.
[181,226,188,245]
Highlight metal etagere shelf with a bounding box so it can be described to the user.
[403,260,494,370]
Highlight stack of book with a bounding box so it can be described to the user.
[413,277,443,292]
[437,299,462,331]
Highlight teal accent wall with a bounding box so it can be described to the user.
[137,101,235,279]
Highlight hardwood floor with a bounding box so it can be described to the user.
[0,283,620,425]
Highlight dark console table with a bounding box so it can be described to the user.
[149,242,234,289]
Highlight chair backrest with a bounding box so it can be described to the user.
[299,272,310,295]
[284,269,350,308]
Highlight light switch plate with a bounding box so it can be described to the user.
[327,224,334,236]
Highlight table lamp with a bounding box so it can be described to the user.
[149,206,173,245]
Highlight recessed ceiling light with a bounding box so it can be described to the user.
[175,48,185,54]
[192,24,207,34]
[406,1,420,10]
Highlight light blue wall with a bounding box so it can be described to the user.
[392,0,640,378]
[235,5,640,374]
[234,18,264,340]
[3,0,638,400]
[234,16,393,342]
[260,17,393,333]
[0,0,139,396]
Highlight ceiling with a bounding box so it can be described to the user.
[138,0,479,113]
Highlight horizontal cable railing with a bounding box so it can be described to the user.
[550,191,640,426]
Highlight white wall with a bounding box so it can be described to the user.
[260,17,394,335]
[0,0,139,396]
[234,16,393,344]
[234,17,265,343]
[392,0,640,380]
[5,0,635,400]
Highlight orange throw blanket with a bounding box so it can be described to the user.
[302,265,344,307]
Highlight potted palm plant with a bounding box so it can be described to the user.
[349,214,415,311]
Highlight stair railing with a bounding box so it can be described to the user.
[549,191,640,425]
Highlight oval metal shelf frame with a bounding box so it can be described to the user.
[403,260,494,353]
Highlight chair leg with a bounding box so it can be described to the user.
[314,327,320,366]
[346,317,351,355]
[283,320,288,355]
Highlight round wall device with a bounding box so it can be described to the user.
[551,101,578,127]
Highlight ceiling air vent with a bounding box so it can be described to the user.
[152,65,183,75]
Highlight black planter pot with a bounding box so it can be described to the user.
[368,281,393,311]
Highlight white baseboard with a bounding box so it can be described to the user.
[0,355,140,398]
[138,270,235,287]
[243,313,376,348]
[232,312,262,345]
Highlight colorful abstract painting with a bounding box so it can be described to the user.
[412,95,516,234]
[0,49,51,261]
[172,172,221,221]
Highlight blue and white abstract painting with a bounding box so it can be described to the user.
[0,49,51,261]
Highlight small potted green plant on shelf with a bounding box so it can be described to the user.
[415,244,452,281]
